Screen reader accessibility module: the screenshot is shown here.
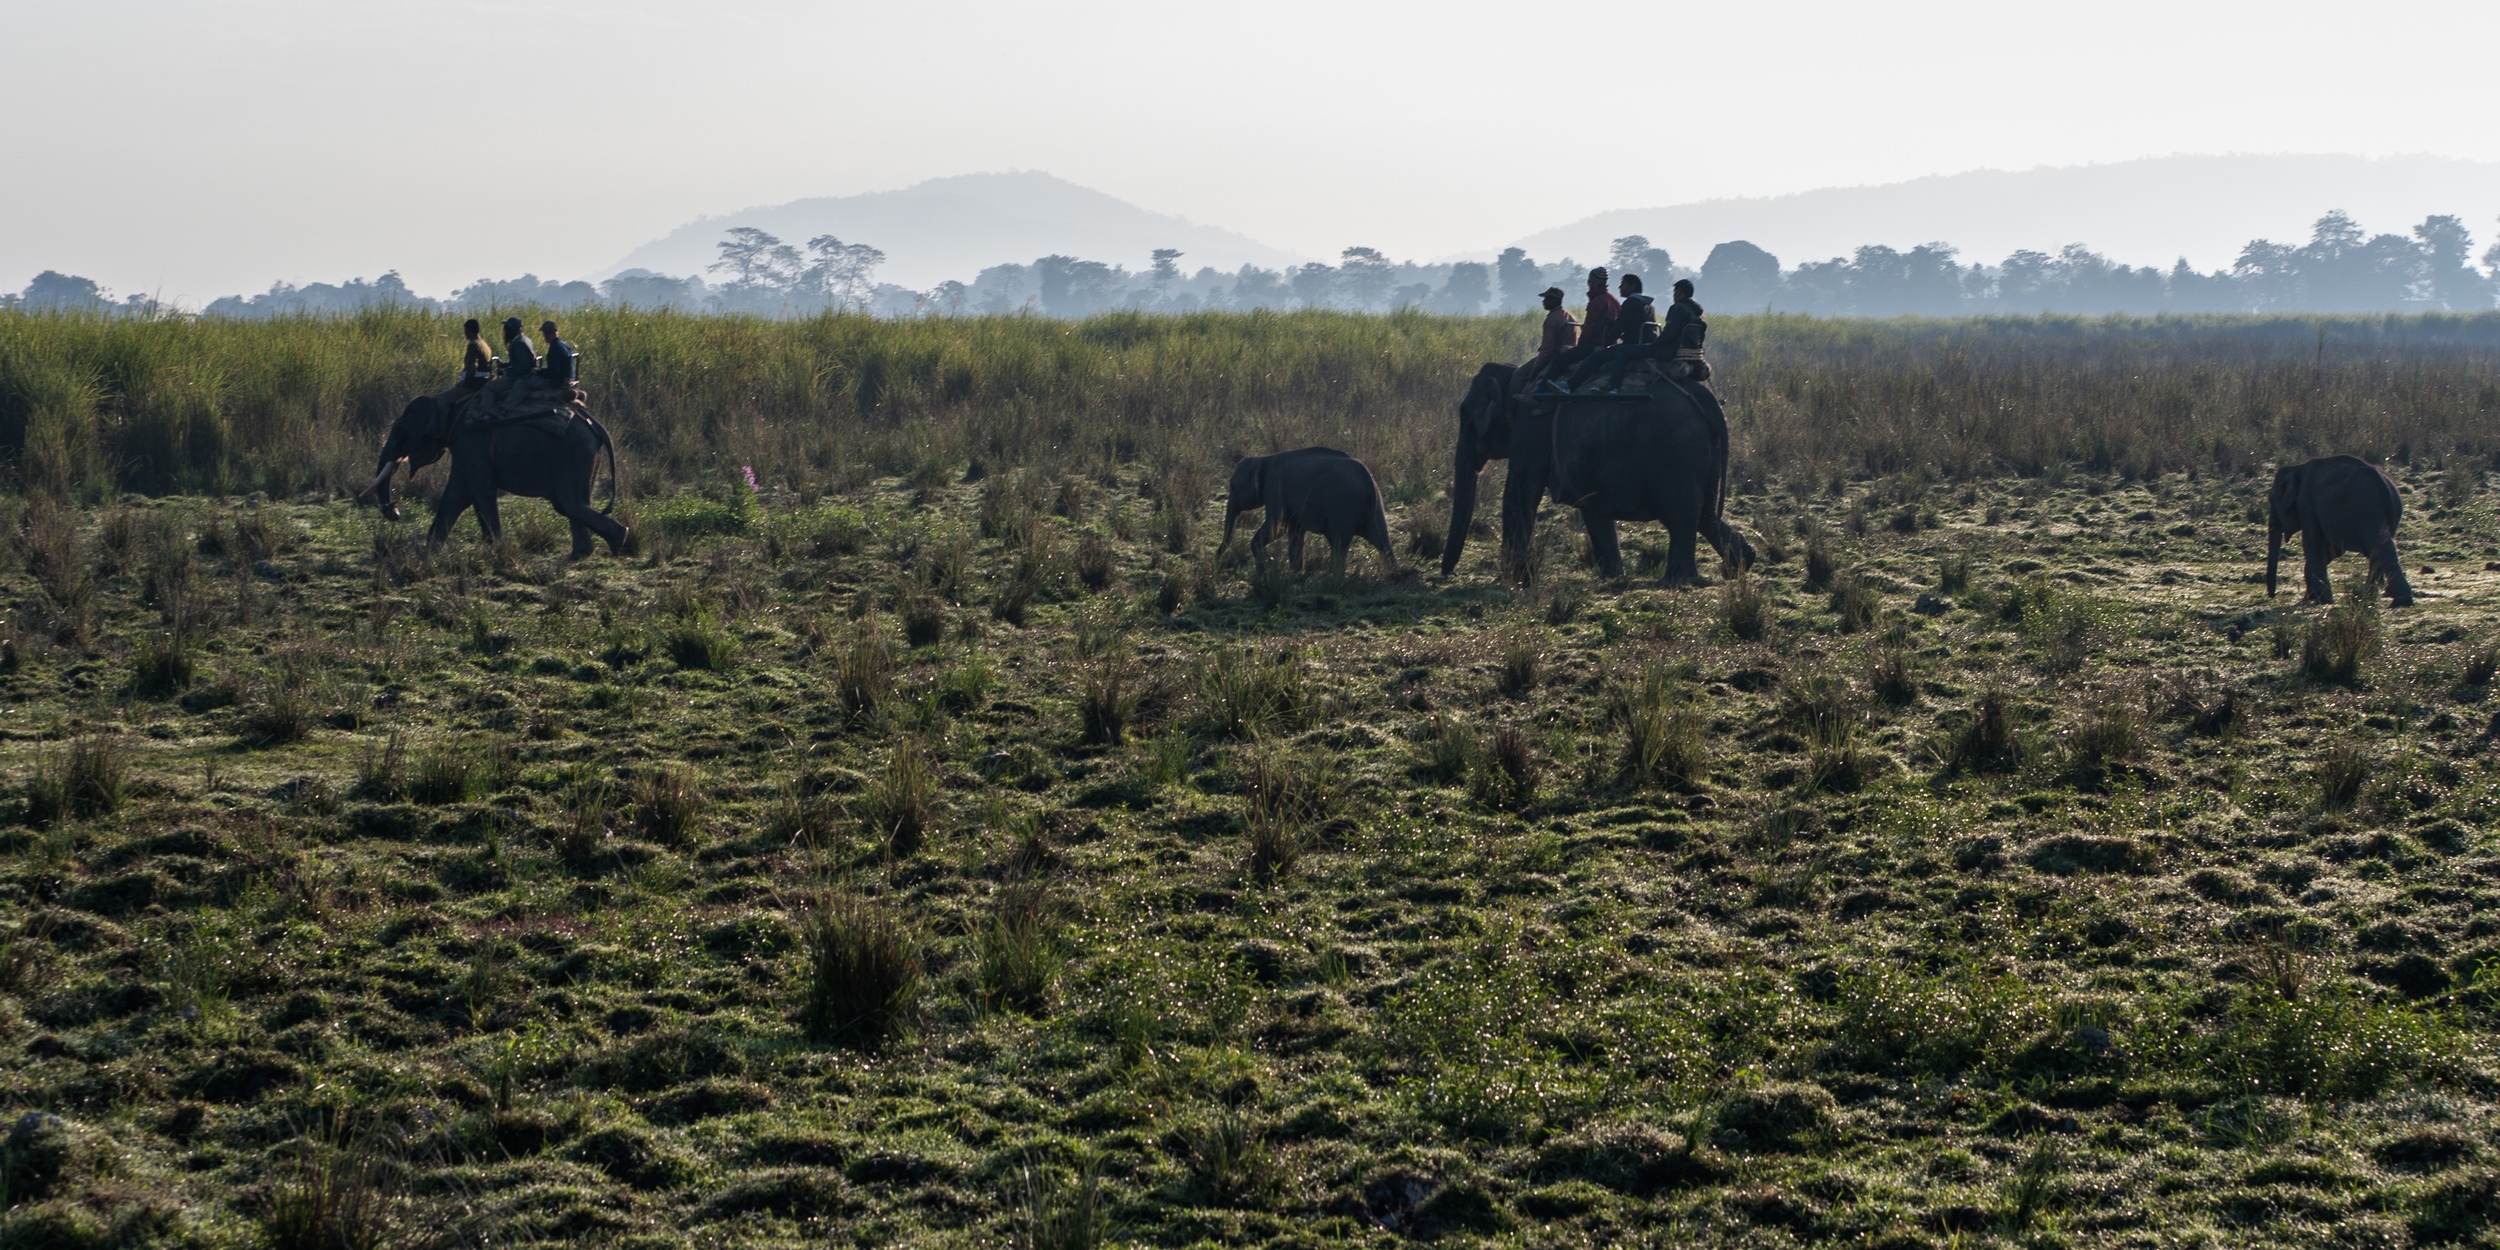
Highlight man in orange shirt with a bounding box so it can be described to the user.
[1541,268,1616,387]
[1520,286,1579,387]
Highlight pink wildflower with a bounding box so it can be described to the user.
[740,465,758,493]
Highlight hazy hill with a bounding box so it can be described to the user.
[1505,153,2500,272]
[592,171,1306,290]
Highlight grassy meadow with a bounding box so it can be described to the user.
[0,308,2497,1246]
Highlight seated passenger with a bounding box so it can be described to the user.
[453,318,496,395]
[1551,273,1657,393]
[1543,268,1615,384]
[500,317,537,377]
[537,319,577,389]
[1519,286,1578,389]
[1662,279,1708,380]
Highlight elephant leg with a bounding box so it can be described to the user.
[551,491,626,558]
[1288,526,1307,574]
[474,492,505,543]
[428,481,468,548]
[2303,539,2335,604]
[1501,458,1544,584]
[1444,445,1487,576]
[1662,524,1702,586]
[1328,533,1351,578]
[1250,517,1275,564]
[2374,538,2415,607]
[1581,513,1624,579]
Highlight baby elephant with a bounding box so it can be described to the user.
[1220,446,1397,576]
[2268,454,2414,607]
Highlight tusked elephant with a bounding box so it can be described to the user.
[1442,363,1753,584]
[2268,454,2413,607]
[1218,446,1397,575]
[364,392,628,558]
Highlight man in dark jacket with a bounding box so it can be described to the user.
[537,320,576,387]
[1661,279,1708,380]
[500,317,538,376]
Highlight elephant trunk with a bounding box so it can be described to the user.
[1444,424,1482,577]
[367,456,406,521]
[1218,503,1243,558]
[2265,517,2280,597]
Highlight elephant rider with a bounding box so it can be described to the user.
[501,316,538,377]
[1542,267,1617,386]
[472,317,539,421]
[1661,279,1709,381]
[1516,286,1579,391]
[537,320,577,391]
[1548,272,1657,394]
[452,318,496,397]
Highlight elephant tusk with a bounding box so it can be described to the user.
[359,458,404,499]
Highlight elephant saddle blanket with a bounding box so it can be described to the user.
[458,376,591,429]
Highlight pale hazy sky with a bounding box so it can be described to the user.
[8,0,2500,303]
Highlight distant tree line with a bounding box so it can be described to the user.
[10,209,2498,320]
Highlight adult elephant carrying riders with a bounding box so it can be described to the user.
[363,317,627,558]
[1440,354,1751,585]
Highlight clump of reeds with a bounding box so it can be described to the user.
[797,891,922,1048]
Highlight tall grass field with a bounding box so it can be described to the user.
[0,307,2496,1246]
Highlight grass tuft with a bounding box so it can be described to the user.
[2315,741,2369,809]
[1802,526,1836,590]
[835,624,893,719]
[258,1118,400,1250]
[632,764,705,848]
[1196,646,1306,739]
[1472,723,1539,809]
[1497,628,1543,696]
[131,631,195,697]
[798,891,922,1048]
[1828,569,1879,633]
[1418,715,1475,783]
[865,739,936,857]
[1610,662,1705,791]
[1015,1154,1109,1250]
[1178,1109,1278,1208]
[980,881,1060,1014]
[1720,571,1769,640]
[1074,531,1113,592]
[2464,644,2498,687]
[2302,600,2381,685]
[1949,687,2022,772]
[1078,655,1138,746]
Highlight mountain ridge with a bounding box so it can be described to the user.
[591,171,1307,290]
[1499,153,2500,273]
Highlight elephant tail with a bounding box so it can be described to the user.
[1368,482,1397,569]
[589,416,623,515]
[1706,387,1731,522]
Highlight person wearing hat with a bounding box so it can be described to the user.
[536,320,576,388]
[452,318,496,396]
[1519,285,1579,390]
